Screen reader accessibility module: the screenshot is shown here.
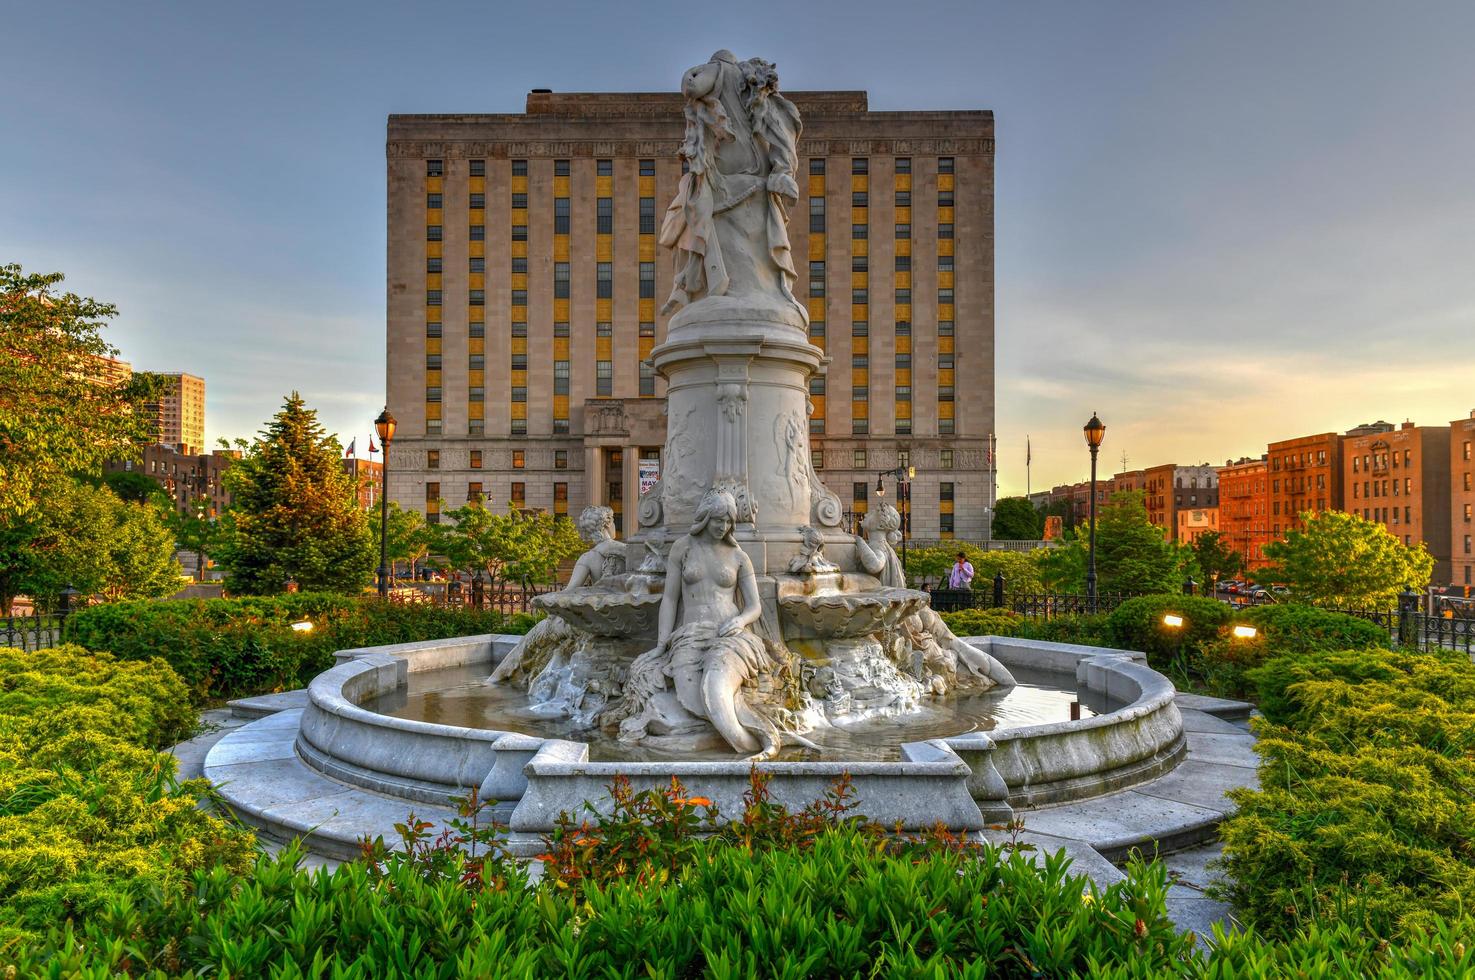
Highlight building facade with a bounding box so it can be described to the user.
[385,89,995,536]
[1216,457,1270,570]
[342,458,385,511]
[1176,506,1220,546]
[1450,411,1475,589]
[147,372,206,455]
[1267,432,1342,536]
[1143,463,1219,540]
[1342,421,1452,583]
[108,445,236,517]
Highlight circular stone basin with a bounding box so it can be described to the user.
[533,587,662,639]
[778,587,930,639]
[362,662,1101,763]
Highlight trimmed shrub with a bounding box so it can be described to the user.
[1236,603,1390,654]
[938,607,1026,637]
[1012,614,1116,648]
[1106,594,1231,662]
[66,594,540,700]
[0,646,254,943]
[1218,646,1475,942]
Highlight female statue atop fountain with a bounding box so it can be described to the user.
[618,488,782,758]
[660,51,804,320]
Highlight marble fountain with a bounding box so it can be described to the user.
[207,51,1187,852]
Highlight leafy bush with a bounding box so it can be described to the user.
[905,545,1050,593]
[1106,595,1231,662]
[1218,646,1475,942]
[1236,603,1390,655]
[66,593,539,700]
[1012,614,1116,648]
[0,646,254,943]
[938,607,1027,637]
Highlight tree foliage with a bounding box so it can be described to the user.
[1189,530,1242,583]
[166,495,225,581]
[217,393,374,595]
[100,470,171,509]
[429,502,585,592]
[0,481,181,613]
[991,496,1042,540]
[902,544,1049,593]
[369,501,432,581]
[1040,491,1199,594]
[0,264,161,521]
[1259,509,1434,607]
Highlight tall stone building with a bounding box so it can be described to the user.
[385,89,995,537]
[147,372,206,455]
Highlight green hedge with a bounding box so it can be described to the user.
[1218,646,1475,942]
[66,594,540,700]
[0,646,255,943]
[1105,595,1231,661]
[937,607,1026,637]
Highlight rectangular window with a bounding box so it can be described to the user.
[940,482,955,501]
[940,512,954,534]
[853,482,868,502]
[554,321,569,337]
[511,290,527,306]
[427,160,443,177]
[640,361,655,397]
[553,198,569,234]
[639,197,656,234]
[895,386,911,402]
[470,225,485,241]
[852,255,868,272]
[553,419,569,435]
[852,386,868,402]
[469,192,485,209]
[938,320,954,336]
[511,192,527,209]
[854,450,867,468]
[852,158,868,175]
[597,197,613,234]
[895,191,911,207]
[939,255,954,272]
[597,159,612,176]
[512,257,527,274]
[938,190,954,207]
[895,321,910,336]
[852,320,868,337]
[852,224,868,239]
[939,386,954,401]
[427,225,442,242]
[427,257,442,273]
[853,419,869,435]
[512,160,527,176]
[895,157,911,174]
[852,191,868,207]
[639,321,655,338]
[809,261,825,297]
[895,255,911,271]
[511,418,527,436]
[938,157,954,174]
[895,353,911,369]
[555,450,568,469]
[640,159,655,176]
[511,354,527,370]
[511,225,527,241]
[426,322,442,338]
[809,158,825,175]
[852,289,868,304]
[895,224,911,239]
[938,224,954,239]
[597,360,612,396]
[809,377,825,395]
[554,159,569,177]
[810,416,824,435]
[941,449,954,469]
[467,482,483,504]
[812,450,823,470]
[597,262,613,298]
[511,386,527,402]
[469,159,485,177]
[427,451,440,470]
[895,288,911,303]
[425,386,441,402]
[469,289,484,306]
[554,262,570,298]
[469,386,484,401]
[809,321,825,340]
[469,354,485,370]
[639,262,655,298]
[554,360,570,395]
[512,450,525,469]
[852,355,868,369]
[511,482,526,503]
[809,197,825,232]
[426,290,442,306]
[597,321,611,337]
[939,354,955,370]
[469,257,484,273]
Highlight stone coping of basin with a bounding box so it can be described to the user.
[301,632,1185,812]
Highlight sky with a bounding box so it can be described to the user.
[4,1,1473,496]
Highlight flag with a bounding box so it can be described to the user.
[346,437,356,458]
[368,437,379,454]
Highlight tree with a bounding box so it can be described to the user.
[1259,510,1434,607]
[992,497,1042,540]
[166,495,225,581]
[0,264,161,521]
[101,470,172,509]
[1190,530,1242,584]
[217,393,374,594]
[431,502,584,593]
[1038,491,1198,594]
[903,544,1050,593]
[369,501,431,582]
[0,481,181,612]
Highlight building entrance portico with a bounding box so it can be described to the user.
[582,397,667,533]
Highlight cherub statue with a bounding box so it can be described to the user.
[788,524,838,575]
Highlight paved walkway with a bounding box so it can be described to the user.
[174,692,1257,939]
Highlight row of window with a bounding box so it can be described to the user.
[430,159,660,178]
[807,157,953,176]
[425,449,571,470]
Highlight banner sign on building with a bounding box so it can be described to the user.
[638,458,660,496]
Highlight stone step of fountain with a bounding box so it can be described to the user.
[1172,693,1256,722]
[228,688,310,720]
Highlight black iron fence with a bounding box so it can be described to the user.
[927,586,1141,617]
[1,612,68,651]
[379,579,556,615]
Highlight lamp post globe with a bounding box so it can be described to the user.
[1082,413,1105,613]
[374,408,397,599]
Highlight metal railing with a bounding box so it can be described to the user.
[927,587,1141,617]
[1,613,68,651]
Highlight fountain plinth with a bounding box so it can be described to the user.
[489,50,1016,759]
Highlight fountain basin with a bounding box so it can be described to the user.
[533,587,663,639]
[777,587,929,639]
[294,632,1185,825]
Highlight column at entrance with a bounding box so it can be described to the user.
[583,446,605,514]
[603,447,626,535]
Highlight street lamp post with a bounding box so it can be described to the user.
[374,408,397,599]
[1083,413,1106,614]
[195,503,207,582]
[877,465,916,581]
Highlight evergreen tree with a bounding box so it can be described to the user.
[218,393,374,595]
